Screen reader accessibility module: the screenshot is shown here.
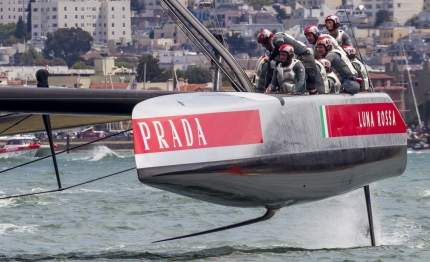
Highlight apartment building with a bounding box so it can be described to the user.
[379,27,411,45]
[153,23,188,45]
[365,0,423,25]
[31,0,131,45]
[0,0,29,24]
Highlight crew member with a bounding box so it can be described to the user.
[253,52,271,93]
[303,25,342,59]
[318,58,341,93]
[265,44,306,95]
[325,15,352,47]
[315,59,330,94]
[316,36,359,94]
[257,29,318,94]
[343,46,373,91]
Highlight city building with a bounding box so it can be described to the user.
[0,0,29,24]
[31,0,132,45]
[379,27,412,45]
[364,0,423,25]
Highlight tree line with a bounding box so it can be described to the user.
[1,21,213,84]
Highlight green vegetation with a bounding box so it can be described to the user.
[276,8,288,20]
[0,23,18,45]
[72,61,93,69]
[20,46,67,66]
[42,28,93,67]
[136,55,163,82]
[226,33,248,54]
[130,0,144,12]
[184,67,212,84]
[249,0,270,10]
[405,17,417,27]
[15,17,26,41]
[374,10,391,27]
[115,57,135,69]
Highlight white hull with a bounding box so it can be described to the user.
[34,146,53,158]
[0,148,38,159]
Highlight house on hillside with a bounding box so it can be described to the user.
[370,72,407,113]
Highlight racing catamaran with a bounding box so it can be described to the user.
[0,0,406,245]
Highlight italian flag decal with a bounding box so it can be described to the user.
[319,103,406,138]
[320,105,329,138]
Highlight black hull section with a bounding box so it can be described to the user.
[0,87,176,115]
[138,146,406,208]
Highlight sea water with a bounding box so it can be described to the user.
[0,147,429,261]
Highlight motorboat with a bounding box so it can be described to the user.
[0,136,57,159]
[412,142,430,151]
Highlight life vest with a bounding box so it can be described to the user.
[327,72,341,93]
[331,49,358,76]
[254,55,270,91]
[335,30,346,46]
[352,58,369,90]
[315,60,330,94]
[276,59,300,92]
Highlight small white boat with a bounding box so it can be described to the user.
[0,136,57,159]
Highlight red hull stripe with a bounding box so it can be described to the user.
[322,103,406,138]
[133,110,263,154]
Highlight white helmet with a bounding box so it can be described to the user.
[325,14,340,30]
[279,44,294,57]
[303,25,320,38]
[318,58,331,72]
[316,36,333,51]
[343,46,356,59]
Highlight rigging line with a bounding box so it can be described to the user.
[0,114,33,135]
[157,2,217,75]
[0,129,132,175]
[209,1,226,43]
[342,4,374,92]
[203,3,228,84]
[158,2,215,69]
[204,4,222,34]
[158,0,244,92]
[158,0,245,91]
[162,0,253,91]
[168,2,249,91]
[0,167,136,200]
[401,38,422,127]
[158,1,211,55]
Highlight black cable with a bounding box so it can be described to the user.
[342,4,374,92]
[0,167,136,200]
[0,129,132,175]
[0,114,33,135]
[156,0,245,91]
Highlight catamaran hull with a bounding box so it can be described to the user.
[137,146,405,208]
[132,93,407,208]
[34,146,53,158]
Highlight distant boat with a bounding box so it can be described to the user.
[411,142,430,151]
[0,136,57,159]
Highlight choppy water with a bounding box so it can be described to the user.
[0,146,429,261]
